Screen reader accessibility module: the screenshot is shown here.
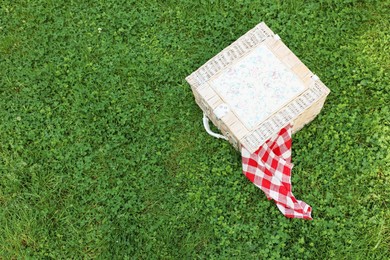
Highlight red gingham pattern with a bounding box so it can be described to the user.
[242,124,312,220]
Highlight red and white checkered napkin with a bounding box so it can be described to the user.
[241,124,312,220]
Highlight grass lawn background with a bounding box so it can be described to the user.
[0,0,389,258]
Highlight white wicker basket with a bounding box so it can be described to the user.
[186,22,330,153]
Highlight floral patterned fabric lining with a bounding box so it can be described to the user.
[211,45,305,129]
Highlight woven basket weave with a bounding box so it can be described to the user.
[186,22,330,153]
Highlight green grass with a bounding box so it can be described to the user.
[0,0,389,258]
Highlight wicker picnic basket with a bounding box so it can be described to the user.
[186,22,330,153]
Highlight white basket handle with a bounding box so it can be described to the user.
[202,113,228,140]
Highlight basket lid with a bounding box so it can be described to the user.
[186,22,330,153]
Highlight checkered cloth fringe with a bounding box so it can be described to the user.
[242,124,312,220]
